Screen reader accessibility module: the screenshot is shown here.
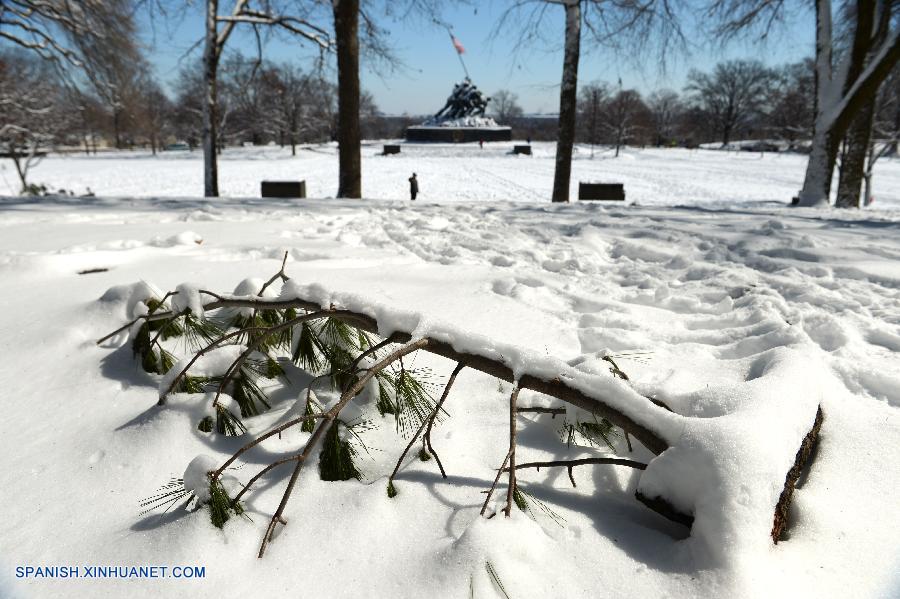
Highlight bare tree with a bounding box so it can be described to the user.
[602,87,648,157]
[766,60,815,149]
[260,63,335,153]
[577,83,607,156]
[837,63,900,207]
[135,75,173,155]
[490,89,524,124]
[496,1,685,202]
[685,59,775,147]
[0,50,69,192]
[196,0,331,197]
[646,89,682,147]
[706,1,900,206]
[0,0,136,67]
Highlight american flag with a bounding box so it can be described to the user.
[451,35,465,55]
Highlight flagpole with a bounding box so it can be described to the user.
[446,28,469,79]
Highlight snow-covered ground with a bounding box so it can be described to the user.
[5,142,900,209]
[1,146,899,599]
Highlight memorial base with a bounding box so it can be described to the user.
[405,126,512,143]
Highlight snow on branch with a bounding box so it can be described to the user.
[104,261,823,562]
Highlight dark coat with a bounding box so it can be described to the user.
[409,176,419,195]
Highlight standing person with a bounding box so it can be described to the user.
[479,139,484,149]
[408,172,418,201]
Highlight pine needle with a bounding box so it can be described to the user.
[561,417,618,451]
[139,478,191,515]
[485,562,512,599]
[393,367,442,438]
[208,479,244,529]
[215,404,247,436]
[318,420,362,481]
[515,485,565,526]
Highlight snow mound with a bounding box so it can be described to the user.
[172,283,204,316]
[183,455,218,502]
[638,347,822,566]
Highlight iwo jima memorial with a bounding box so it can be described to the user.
[406,27,512,143]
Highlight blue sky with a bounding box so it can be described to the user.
[140,2,814,116]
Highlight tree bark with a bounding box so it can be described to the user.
[12,153,27,192]
[202,0,220,198]
[334,0,361,199]
[798,0,900,206]
[835,99,875,208]
[113,109,122,149]
[551,1,581,203]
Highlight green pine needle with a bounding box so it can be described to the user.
[175,375,209,394]
[318,421,361,482]
[215,405,247,436]
[387,480,397,498]
[261,356,284,379]
[231,365,272,417]
[158,348,177,374]
[301,398,318,433]
[132,322,152,359]
[393,368,442,438]
[197,416,214,433]
[515,485,566,526]
[513,486,528,513]
[157,317,184,341]
[292,322,323,372]
[141,348,159,374]
[561,417,618,451]
[207,479,245,529]
[418,448,432,461]
[182,314,224,350]
[375,376,397,416]
[319,317,362,351]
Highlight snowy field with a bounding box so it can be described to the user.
[1,145,899,599]
[4,141,900,209]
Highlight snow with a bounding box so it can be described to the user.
[183,455,218,503]
[7,143,900,209]
[171,283,204,317]
[1,144,899,599]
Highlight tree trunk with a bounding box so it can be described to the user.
[334,0,361,198]
[551,1,581,203]
[11,153,27,192]
[722,122,731,147]
[798,121,838,206]
[202,0,220,197]
[114,109,122,149]
[890,98,900,155]
[835,99,875,208]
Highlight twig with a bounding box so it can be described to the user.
[503,456,647,489]
[423,362,465,478]
[388,361,464,487]
[503,385,521,517]
[516,406,565,417]
[480,449,512,517]
[258,338,429,558]
[159,310,329,402]
[212,413,329,482]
